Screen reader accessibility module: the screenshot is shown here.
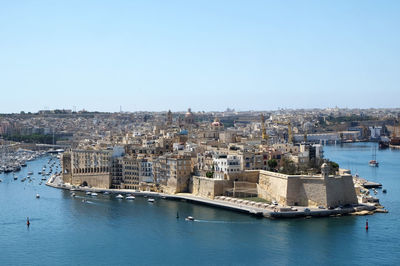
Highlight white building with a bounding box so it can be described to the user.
[213,154,242,180]
[369,126,382,140]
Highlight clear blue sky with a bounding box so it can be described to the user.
[1,0,399,113]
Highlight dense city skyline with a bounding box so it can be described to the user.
[1,1,399,113]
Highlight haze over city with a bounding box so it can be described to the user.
[1,0,399,113]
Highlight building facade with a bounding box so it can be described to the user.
[61,149,112,189]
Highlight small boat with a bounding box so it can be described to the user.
[383,189,387,193]
[185,216,194,221]
[14,176,18,180]
[147,198,155,203]
[90,192,98,196]
[369,160,379,167]
[126,196,136,200]
[86,191,91,195]
[27,171,33,175]
[0,179,2,183]
[369,147,379,167]
[36,194,40,199]
[71,193,76,197]
[103,191,110,195]
[116,194,124,199]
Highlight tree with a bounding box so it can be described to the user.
[267,159,278,170]
[326,160,339,175]
[279,158,297,175]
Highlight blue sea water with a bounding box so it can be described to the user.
[1,143,399,266]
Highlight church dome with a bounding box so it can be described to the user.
[184,108,194,124]
[185,108,193,118]
[212,117,223,127]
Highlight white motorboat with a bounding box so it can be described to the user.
[36,194,40,199]
[71,193,76,197]
[116,194,124,199]
[86,191,91,195]
[185,216,194,221]
[126,196,136,200]
[91,192,98,196]
[147,198,155,203]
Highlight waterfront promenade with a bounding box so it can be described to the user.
[46,174,378,219]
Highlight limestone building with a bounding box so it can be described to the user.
[153,154,192,194]
[61,149,112,189]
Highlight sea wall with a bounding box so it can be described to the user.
[326,174,358,207]
[256,170,358,207]
[257,171,288,205]
[71,173,111,189]
[286,177,327,206]
[192,176,232,198]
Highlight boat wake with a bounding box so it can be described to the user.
[192,219,257,224]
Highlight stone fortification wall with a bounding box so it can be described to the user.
[257,170,358,207]
[190,168,357,207]
[192,176,232,198]
[325,174,358,207]
[235,171,260,183]
[286,177,327,206]
[257,171,289,205]
[233,181,257,197]
[71,173,111,189]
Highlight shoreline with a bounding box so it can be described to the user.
[46,174,381,219]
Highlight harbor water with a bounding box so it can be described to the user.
[0,142,399,265]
